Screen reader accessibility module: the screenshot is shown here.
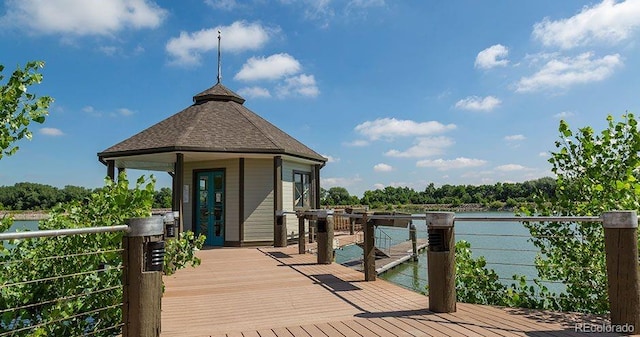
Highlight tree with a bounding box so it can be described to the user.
[522,113,640,313]
[0,174,205,335]
[0,61,52,159]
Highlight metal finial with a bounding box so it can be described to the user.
[217,30,222,84]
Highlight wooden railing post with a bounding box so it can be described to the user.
[363,214,376,281]
[122,217,164,337]
[603,211,639,330]
[297,211,306,254]
[410,223,418,262]
[316,211,334,264]
[426,212,456,313]
[309,218,316,244]
[274,211,287,247]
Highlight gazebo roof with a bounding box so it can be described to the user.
[98,83,326,164]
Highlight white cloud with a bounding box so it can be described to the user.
[373,183,386,190]
[238,86,271,98]
[385,137,454,158]
[475,44,509,69]
[505,134,526,141]
[554,111,576,119]
[343,140,369,147]
[373,163,393,172]
[39,127,64,136]
[515,52,622,92]
[321,154,339,163]
[495,164,528,172]
[83,106,101,117]
[117,108,134,116]
[355,118,456,141]
[321,176,362,188]
[455,96,502,112]
[532,0,640,49]
[1,0,166,36]
[235,53,301,81]
[276,74,320,98]
[348,0,385,8]
[204,0,239,10]
[166,21,273,66]
[539,152,549,157]
[416,157,488,170]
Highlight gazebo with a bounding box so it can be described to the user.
[98,82,326,246]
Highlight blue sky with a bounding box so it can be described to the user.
[1,0,640,197]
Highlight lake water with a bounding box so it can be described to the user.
[334,212,554,294]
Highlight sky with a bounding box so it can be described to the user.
[1,0,640,198]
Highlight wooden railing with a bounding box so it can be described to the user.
[275,209,640,330]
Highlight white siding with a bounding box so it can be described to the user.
[183,159,240,242]
[243,158,274,242]
[282,160,314,237]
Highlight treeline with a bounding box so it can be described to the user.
[321,177,556,208]
[0,182,173,210]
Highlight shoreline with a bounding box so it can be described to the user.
[2,208,173,222]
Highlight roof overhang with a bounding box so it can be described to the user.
[98,149,326,172]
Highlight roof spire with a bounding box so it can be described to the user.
[217,30,222,84]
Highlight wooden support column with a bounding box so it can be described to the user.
[122,217,164,337]
[363,214,376,281]
[172,153,184,233]
[603,211,640,330]
[312,164,321,209]
[426,212,456,313]
[297,211,306,254]
[239,158,245,243]
[316,211,333,264]
[117,167,126,179]
[273,156,283,244]
[107,160,116,181]
[274,211,287,247]
[410,223,418,262]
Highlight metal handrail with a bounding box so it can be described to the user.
[0,225,129,241]
[276,209,605,223]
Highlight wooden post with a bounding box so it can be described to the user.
[122,217,164,337]
[308,219,316,244]
[363,214,376,281]
[316,211,333,264]
[603,211,639,330]
[410,223,418,262]
[297,211,306,254]
[107,160,115,181]
[426,212,456,313]
[173,153,184,234]
[274,211,287,247]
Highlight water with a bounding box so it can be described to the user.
[334,212,550,294]
[7,220,39,232]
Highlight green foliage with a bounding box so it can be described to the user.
[519,113,640,314]
[153,187,173,209]
[454,241,561,311]
[321,186,358,206]
[0,182,173,211]
[453,114,640,315]
[164,231,205,276]
[0,173,205,335]
[0,61,53,159]
[353,178,555,207]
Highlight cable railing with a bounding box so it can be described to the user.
[0,226,129,336]
[0,217,166,337]
[276,209,638,325]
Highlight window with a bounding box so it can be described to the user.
[294,172,311,209]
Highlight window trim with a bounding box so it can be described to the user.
[293,170,311,210]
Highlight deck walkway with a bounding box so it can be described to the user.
[161,245,619,337]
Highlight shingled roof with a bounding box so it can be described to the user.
[98,83,326,163]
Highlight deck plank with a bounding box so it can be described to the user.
[161,244,614,337]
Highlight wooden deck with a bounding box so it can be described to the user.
[161,245,620,337]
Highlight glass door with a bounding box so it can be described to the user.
[196,170,225,246]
